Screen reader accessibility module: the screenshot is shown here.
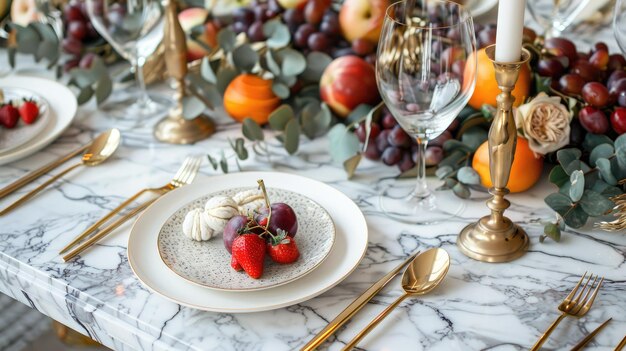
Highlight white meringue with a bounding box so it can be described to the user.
[182,208,216,241]
[204,195,238,219]
[232,189,266,215]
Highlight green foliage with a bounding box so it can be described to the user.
[8,22,59,70]
[68,56,112,105]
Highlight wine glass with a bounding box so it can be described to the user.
[85,0,169,123]
[615,0,626,53]
[526,0,595,38]
[376,0,476,223]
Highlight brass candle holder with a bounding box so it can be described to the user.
[154,0,215,144]
[456,45,531,263]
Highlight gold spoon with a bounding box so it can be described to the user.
[0,129,121,215]
[342,248,451,350]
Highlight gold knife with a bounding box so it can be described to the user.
[570,318,612,351]
[616,335,626,351]
[0,143,89,199]
[300,251,420,351]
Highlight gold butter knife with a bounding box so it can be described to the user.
[570,318,612,351]
[616,335,626,351]
[300,250,420,351]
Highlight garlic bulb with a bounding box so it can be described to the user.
[232,189,265,215]
[203,195,239,233]
[182,208,216,241]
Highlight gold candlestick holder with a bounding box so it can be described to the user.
[456,45,531,263]
[154,0,215,144]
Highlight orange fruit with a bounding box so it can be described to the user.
[223,74,281,125]
[472,137,544,193]
[465,48,532,110]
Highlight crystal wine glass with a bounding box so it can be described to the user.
[85,0,169,123]
[376,0,476,223]
[526,0,594,38]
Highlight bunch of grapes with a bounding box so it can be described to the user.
[231,0,285,42]
[537,37,626,136]
[61,0,103,71]
[354,108,460,172]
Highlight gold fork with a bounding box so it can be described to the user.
[61,156,203,261]
[530,272,604,351]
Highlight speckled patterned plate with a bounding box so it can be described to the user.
[157,187,335,291]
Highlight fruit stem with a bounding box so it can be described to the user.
[257,179,272,232]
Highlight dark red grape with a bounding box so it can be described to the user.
[398,152,415,172]
[67,21,86,40]
[447,118,460,132]
[609,78,626,100]
[559,74,585,95]
[582,82,609,107]
[477,28,496,48]
[294,24,316,48]
[388,125,411,148]
[381,147,403,166]
[355,122,380,142]
[351,38,374,56]
[85,22,98,40]
[544,37,578,64]
[571,60,601,82]
[331,47,356,58]
[611,107,626,134]
[304,0,330,25]
[569,118,584,146]
[62,38,82,56]
[537,58,565,78]
[363,141,381,160]
[64,2,85,22]
[578,106,609,134]
[429,130,452,147]
[307,32,331,52]
[223,215,252,253]
[320,11,339,35]
[255,203,298,237]
[424,146,444,166]
[451,60,465,77]
[267,0,283,15]
[283,8,305,27]
[589,49,609,70]
[608,71,626,90]
[608,54,626,71]
[376,129,391,152]
[593,42,609,52]
[577,51,590,62]
[232,21,249,34]
[619,91,626,107]
[446,27,460,41]
[247,21,265,42]
[253,5,269,22]
[381,113,396,129]
[233,8,255,25]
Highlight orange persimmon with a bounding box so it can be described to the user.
[223,74,281,125]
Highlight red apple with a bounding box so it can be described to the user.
[178,8,217,62]
[339,0,387,44]
[10,0,41,26]
[320,55,380,117]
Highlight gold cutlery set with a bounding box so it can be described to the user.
[0,129,202,261]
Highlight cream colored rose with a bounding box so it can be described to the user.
[515,92,573,155]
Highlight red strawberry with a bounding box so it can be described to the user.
[19,100,39,124]
[231,255,242,271]
[0,103,19,129]
[267,230,299,264]
[231,234,266,279]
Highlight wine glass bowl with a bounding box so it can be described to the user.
[526,0,605,38]
[615,0,626,54]
[376,0,476,223]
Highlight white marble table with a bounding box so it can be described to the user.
[1,13,626,351]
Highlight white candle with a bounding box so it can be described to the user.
[495,0,527,62]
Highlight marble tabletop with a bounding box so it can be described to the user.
[1,9,626,351]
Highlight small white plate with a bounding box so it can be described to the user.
[0,77,77,166]
[157,186,336,292]
[0,88,51,154]
[128,172,368,313]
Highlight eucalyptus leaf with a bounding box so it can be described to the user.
[615,133,626,170]
[15,25,39,54]
[230,138,248,160]
[435,165,454,179]
[201,57,218,84]
[457,166,481,185]
[563,159,590,175]
[283,119,300,155]
[76,86,94,105]
[443,139,473,153]
[95,74,112,105]
[327,124,360,164]
[343,153,362,179]
[219,150,229,173]
[549,165,569,187]
[439,149,467,168]
[301,102,332,139]
[363,102,384,149]
[233,44,259,72]
[563,205,588,228]
[182,95,205,119]
[276,48,306,76]
[269,105,294,131]
[589,143,614,167]
[460,126,488,150]
[452,183,471,199]
[8,47,16,68]
[556,148,582,170]
[583,133,613,151]
[70,68,97,89]
[345,104,373,124]
[207,154,218,170]
[217,28,236,53]
[242,118,265,141]
[579,190,614,216]
[568,170,584,202]
[301,51,333,82]
[263,50,281,76]
[272,82,290,99]
[543,223,561,242]
[263,20,290,48]
[216,66,239,95]
[35,40,56,62]
[545,192,572,214]
[596,158,617,185]
[275,74,297,87]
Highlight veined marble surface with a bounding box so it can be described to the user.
[1,13,626,351]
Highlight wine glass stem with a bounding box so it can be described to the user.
[134,55,150,106]
[415,137,429,199]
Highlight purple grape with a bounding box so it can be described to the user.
[363,142,381,160]
[223,215,251,253]
[387,125,411,148]
[247,21,265,42]
[398,152,415,172]
[255,203,298,237]
[234,8,255,25]
[382,147,403,166]
[376,130,391,152]
[425,146,444,166]
[429,130,452,147]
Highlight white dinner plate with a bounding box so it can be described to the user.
[0,88,51,154]
[0,77,77,165]
[128,172,368,313]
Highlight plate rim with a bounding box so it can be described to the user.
[155,186,337,292]
[127,171,368,313]
[0,77,77,165]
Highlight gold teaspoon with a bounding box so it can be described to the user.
[341,248,451,350]
[0,129,121,215]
